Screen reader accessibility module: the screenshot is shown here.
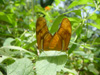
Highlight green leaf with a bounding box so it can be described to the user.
[81,45,94,50]
[0,63,7,75]
[88,64,99,75]
[0,0,4,4]
[61,0,65,1]
[1,46,27,51]
[89,14,97,20]
[0,46,35,56]
[73,10,81,16]
[73,51,94,61]
[0,12,12,24]
[68,17,81,22]
[1,58,15,66]
[87,30,93,38]
[76,24,82,35]
[95,18,100,25]
[55,0,60,5]
[68,0,93,9]
[0,71,3,75]
[50,15,66,34]
[0,57,6,63]
[73,51,86,56]
[85,54,94,61]
[36,51,67,75]
[89,23,100,29]
[62,68,78,75]
[68,44,77,54]
[3,38,14,46]
[0,56,9,63]
[7,58,34,75]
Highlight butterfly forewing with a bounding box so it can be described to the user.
[36,17,49,49]
[58,18,71,51]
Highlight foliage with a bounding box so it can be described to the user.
[0,0,100,75]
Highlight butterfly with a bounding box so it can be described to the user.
[36,17,71,51]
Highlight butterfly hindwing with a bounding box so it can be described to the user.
[43,33,52,50]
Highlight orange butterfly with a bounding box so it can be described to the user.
[36,17,71,51]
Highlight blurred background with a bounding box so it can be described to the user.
[0,0,100,75]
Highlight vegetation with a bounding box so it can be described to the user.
[0,0,100,75]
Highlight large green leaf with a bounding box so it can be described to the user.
[50,15,66,34]
[36,51,67,75]
[68,0,93,9]
[7,58,34,75]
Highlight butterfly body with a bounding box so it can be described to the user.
[36,17,71,51]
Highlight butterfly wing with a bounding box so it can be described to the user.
[49,33,62,50]
[36,17,52,50]
[58,18,71,51]
[43,33,52,50]
[36,17,49,49]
